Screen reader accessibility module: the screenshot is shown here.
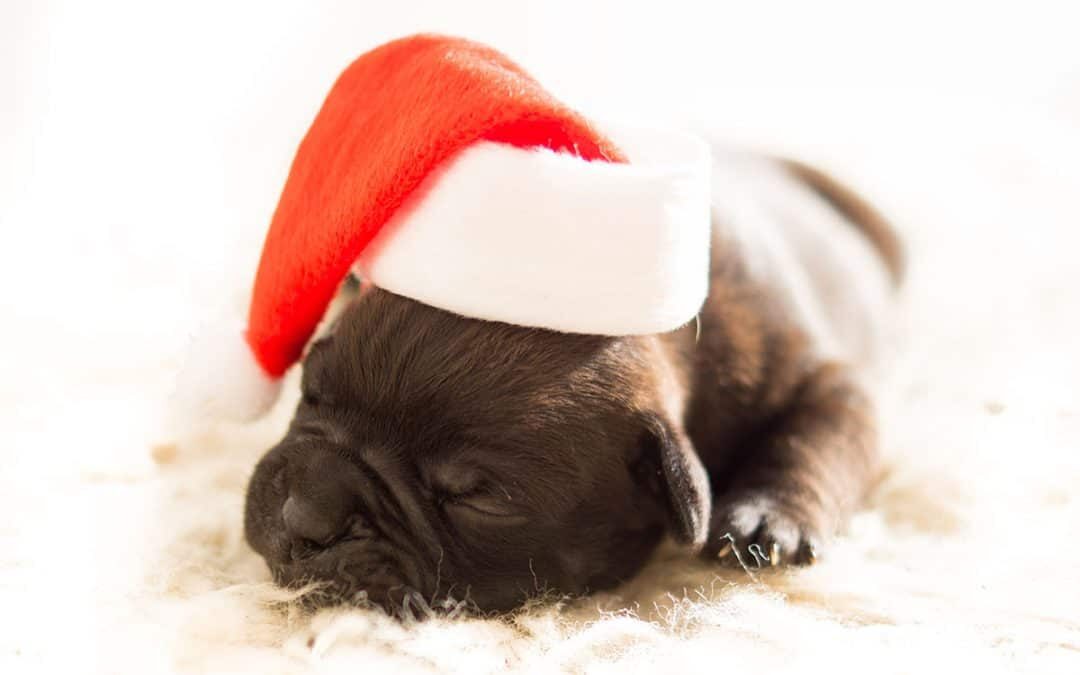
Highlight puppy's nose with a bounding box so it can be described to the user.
[282,495,350,546]
[280,449,362,547]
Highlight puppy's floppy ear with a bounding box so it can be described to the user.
[636,412,711,549]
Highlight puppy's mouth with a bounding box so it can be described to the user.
[267,519,396,585]
[245,441,457,616]
[269,539,472,618]
[258,500,463,617]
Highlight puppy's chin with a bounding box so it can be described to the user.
[271,540,421,612]
[243,446,435,614]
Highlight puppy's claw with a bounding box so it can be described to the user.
[706,492,822,570]
[715,541,733,560]
[796,540,818,566]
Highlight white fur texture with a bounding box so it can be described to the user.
[357,127,712,336]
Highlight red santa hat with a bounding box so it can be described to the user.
[174,34,711,424]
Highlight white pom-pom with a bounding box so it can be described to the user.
[169,319,282,430]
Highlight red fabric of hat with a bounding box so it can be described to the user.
[247,34,626,378]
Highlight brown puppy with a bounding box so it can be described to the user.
[243,149,901,614]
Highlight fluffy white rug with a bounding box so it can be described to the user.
[5,104,1078,675]
[4,6,1080,673]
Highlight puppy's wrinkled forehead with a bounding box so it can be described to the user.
[303,289,652,442]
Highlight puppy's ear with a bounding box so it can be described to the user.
[636,413,711,549]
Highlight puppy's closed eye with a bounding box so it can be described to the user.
[432,464,526,525]
[448,483,521,514]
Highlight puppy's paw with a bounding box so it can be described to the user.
[704,492,820,568]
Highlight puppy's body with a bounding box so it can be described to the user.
[674,151,900,562]
[244,149,901,613]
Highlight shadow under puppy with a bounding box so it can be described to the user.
[243,151,902,614]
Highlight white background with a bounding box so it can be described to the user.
[3,0,1078,331]
[4,0,1078,461]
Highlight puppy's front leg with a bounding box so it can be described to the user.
[705,362,877,567]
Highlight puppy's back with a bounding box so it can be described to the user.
[709,150,901,370]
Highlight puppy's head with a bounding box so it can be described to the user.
[244,288,709,614]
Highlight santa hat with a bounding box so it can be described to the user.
[174,34,711,424]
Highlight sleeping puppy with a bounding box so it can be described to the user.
[243,149,902,614]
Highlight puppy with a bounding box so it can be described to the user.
[243,149,902,614]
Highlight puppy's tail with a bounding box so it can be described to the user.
[781,158,906,287]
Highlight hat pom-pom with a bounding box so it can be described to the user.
[169,319,282,432]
